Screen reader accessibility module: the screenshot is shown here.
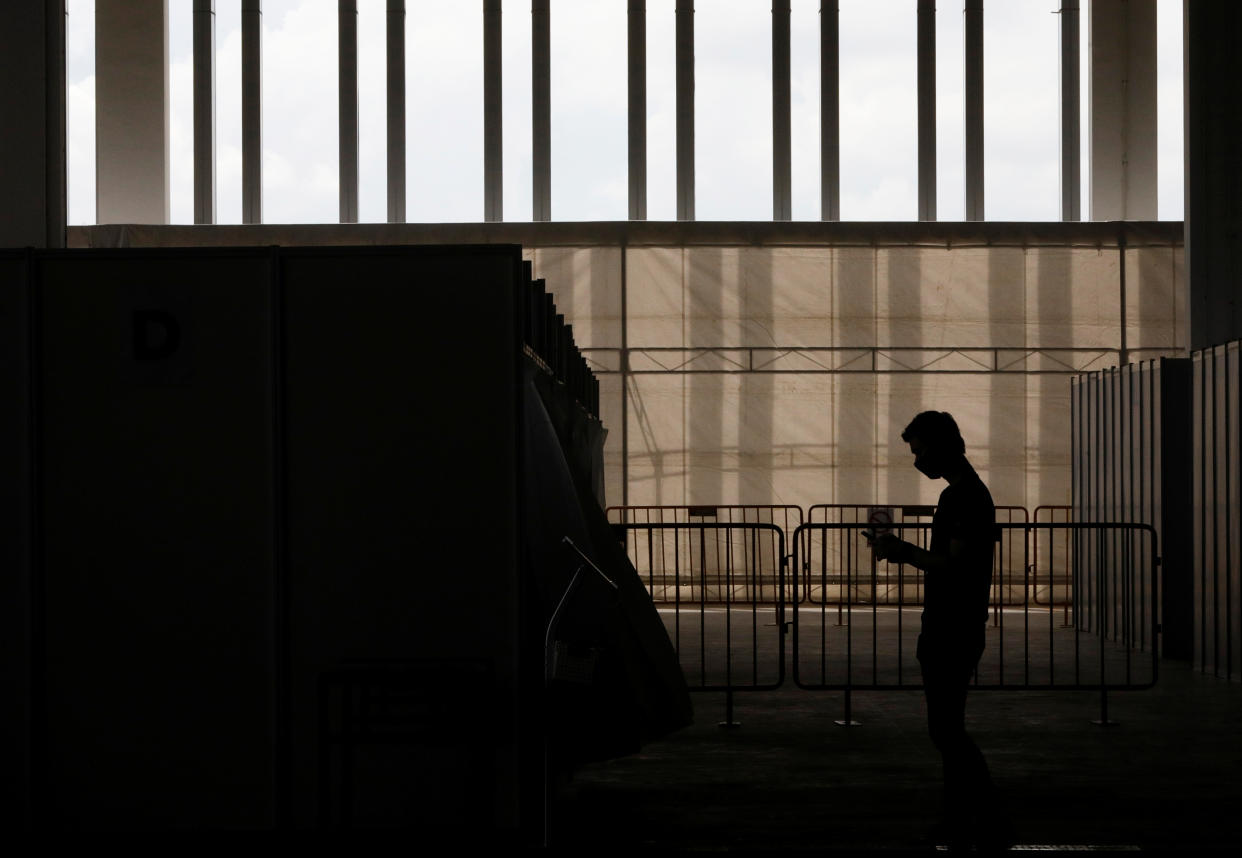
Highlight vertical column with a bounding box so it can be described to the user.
[532,0,551,222]
[820,1,839,222]
[1089,0,1156,221]
[1185,0,1242,350]
[193,0,216,225]
[676,0,694,221]
[387,0,405,223]
[338,0,358,223]
[772,0,791,221]
[0,0,67,245]
[964,0,984,221]
[483,0,502,222]
[1059,0,1080,222]
[242,0,262,224]
[628,0,646,221]
[47,0,67,244]
[96,0,169,224]
[917,0,936,221]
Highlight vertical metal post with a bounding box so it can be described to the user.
[532,0,551,222]
[820,2,839,221]
[964,0,984,221]
[676,0,695,221]
[720,527,740,728]
[917,0,936,221]
[620,240,630,506]
[338,0,359,223]
[1059,0,1080,221]
[628,1,647,220]
[483,0,502,222]
[386,1,406,223]
[193,0,216,225]
[242,1,262,224]
[1119,235,1128,366]
[772,0,791,221]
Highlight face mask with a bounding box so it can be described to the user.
[914,455,943,480]
[914,447,955,479]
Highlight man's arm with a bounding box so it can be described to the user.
[871,533,976,573]
[893,537,964,574]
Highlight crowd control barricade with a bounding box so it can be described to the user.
[801,505,1029,615]
[791,521,1158,724]
[608,505,800,604]
[1033,506,1074,621]
[614,522,787,724]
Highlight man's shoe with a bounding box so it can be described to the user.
[927,821,975,852]
[974,817,1018,852]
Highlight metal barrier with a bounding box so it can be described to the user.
[791,522,1159,723]
[608,506,799,605]
[614,522,786,725]
[1033,506,1073,618]
[802,505,1029,614]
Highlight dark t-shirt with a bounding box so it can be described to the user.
[921,463,996,641]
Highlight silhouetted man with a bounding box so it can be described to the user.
[867,411,1012,850]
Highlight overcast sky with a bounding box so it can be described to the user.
[65,0,1185,226]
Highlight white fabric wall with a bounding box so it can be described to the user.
[528,242,1185,513]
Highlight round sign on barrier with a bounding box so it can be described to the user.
[866,507,893,537]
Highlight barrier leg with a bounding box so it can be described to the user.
[1092,686,1119,727]
[718,686,741,729]
[834,686,861,727]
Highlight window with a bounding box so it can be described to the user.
[695,0,772,220]
[502,0,533,220]
[262,0,339,224]
[408,2,484,222]
[551,0,626,220]
[66,0,95,224]
[984,0,1059,220]
[839,0,917,220]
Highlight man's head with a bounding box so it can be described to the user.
[901,411,966,480]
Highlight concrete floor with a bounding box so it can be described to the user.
[554,614,1242,855]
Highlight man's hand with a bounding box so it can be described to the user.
[867,532,906,564]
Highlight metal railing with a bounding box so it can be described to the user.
[790,522,1158,723]
[609,511,1160,723]
[801,504,1028,611]
[608,506,800,605]
[1033,506,1074,619]
[613,522,786,725]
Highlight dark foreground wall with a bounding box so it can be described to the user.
[3,246,536,834]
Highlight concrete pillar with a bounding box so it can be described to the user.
[820,2,839,221]
[1060,0,1081,222]
[628,1,647,221]
[917,0,935,221]
[772,0,791,221]
[339,0,358,224]
[96,0,169,224]
[483,0,502,222]
[0,1,66,246]
[387,0,405,223]
[193,0,215,225]
[1088,0,1157,221]
[242,0,262,224]
[964,0,984,221]
[532,0,551,222]
[676,0,694,221]
[1185,0,1242,350]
